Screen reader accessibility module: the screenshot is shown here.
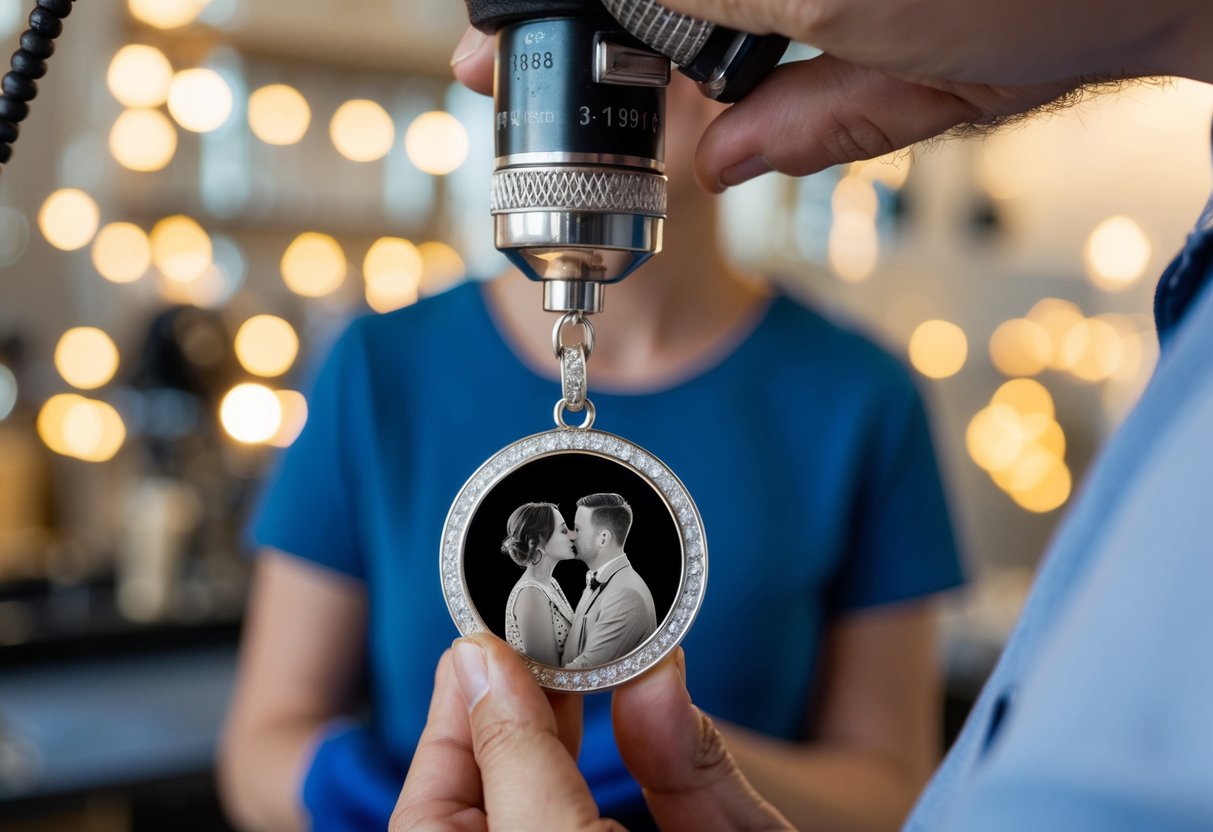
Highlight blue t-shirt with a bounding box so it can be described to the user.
[252,284,963,829]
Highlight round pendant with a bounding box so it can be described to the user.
[440,427,708,692]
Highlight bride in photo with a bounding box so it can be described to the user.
[501,502,577,666]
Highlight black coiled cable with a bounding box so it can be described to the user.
[0,0,75,168]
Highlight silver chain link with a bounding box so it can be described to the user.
[552,312,596,430]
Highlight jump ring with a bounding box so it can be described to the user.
[554,398,596,430]
[551,311,595,360]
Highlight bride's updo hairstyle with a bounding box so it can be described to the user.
[502,502,558,567]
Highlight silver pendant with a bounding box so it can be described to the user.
[440,315,707,692]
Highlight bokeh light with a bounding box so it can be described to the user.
[128,0,211,30]
[268,389,308,448]
[55,327,120,390]
[151,215,213,283]
[908,320,968,379]
[991,378,1055,420]
[37,394,127,462]
[404,111,469,175]
[167,68,233,133]
[418,241,466,296]
[155,262,232,308]
[106,44,173,107]
[38,189,100,251]
[109,108,178,172]
[281,232,346,297]
[1059,317,1125,382]
[248,84,310,146]
[0,363,16,421]
[828,212,878,283]
[831,175,879,219]
[234,315,299,378]
[0,205,29,267]
[220,383,282,444]
[1084,215,1151,291]
[1026,298,1085,370]
[92,222,151,284]
[1010,463,1072,513]
[363,237,422,313]
[989,318,1051,377]
[330,100,394,162]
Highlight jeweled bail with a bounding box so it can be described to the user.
[552,311,596,430]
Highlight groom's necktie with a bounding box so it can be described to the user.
[586,570,600,591]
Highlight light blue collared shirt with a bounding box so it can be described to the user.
[907,124,1213,830]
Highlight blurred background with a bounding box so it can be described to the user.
[0,0,1210,828]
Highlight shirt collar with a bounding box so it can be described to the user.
[589,554,628,584]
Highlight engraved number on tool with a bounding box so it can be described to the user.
[578,106,659,133]
[512,51,554,72]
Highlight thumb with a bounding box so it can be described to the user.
[612,650,793,831]
[452,635,609,831]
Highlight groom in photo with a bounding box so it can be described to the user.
[562,493,657,669]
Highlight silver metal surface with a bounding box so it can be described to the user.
[495,211,662,286]
[551,311,597,360]
[544,280,605,314]
[439,427,709,692]
[595,39,672,87]
[601,0,715,66]
[559,343,588,412]
[496,152,664,173]
[554,398,596,430]
[491,167,667,216]
[699,30,749,98]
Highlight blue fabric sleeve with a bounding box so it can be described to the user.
[249,321,368,579]
[937,380,1213,831]
[830,368,964,611]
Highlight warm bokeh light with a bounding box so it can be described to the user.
[1059,317,1125,382]
[150,215,212,283]
[0,363,16,421]
[991,445,1063,495]
[92,222,151,284]
[167,68,233,133]
[966,405,1029,473]
[55,327,119,390]
[988,317,1051,377]
[330,100,394,162]
[828,212,878,283]
[1026,298,1085,370]
[404,111,469,175]
[37,393,126,462]
[851,152,912,190]
[220,383,282,444]
[128,0,210,29]
[281,232,346,297]
[155,263,231,308]
[1011,463,1072,513]
[1084,215,1151,291]
[831,175,879,219]
[248,84,310,146]
[418,241,466,296]
[38,189,100,251]
[109,108,178,172]
[268,389,308,448]
[106,44,173,107]
[908,320,968,379]
[234,315,299,378]
[363,237,422,313]
[991,378,1055,420]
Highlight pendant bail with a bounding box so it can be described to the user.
[552,311,596,430]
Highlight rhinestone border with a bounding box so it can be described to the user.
[439,428,708,692]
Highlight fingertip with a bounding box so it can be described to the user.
[452,639,489,712]
[450,29,494,95]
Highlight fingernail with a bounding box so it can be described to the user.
[717,156,772,190]
[452,640,489,711]
[450,28,487,67]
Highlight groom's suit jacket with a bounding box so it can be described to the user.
[562,555,657,669]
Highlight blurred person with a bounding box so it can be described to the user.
[501,502,577,666]
[217,70,962,832]
[419,0,1213,829]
